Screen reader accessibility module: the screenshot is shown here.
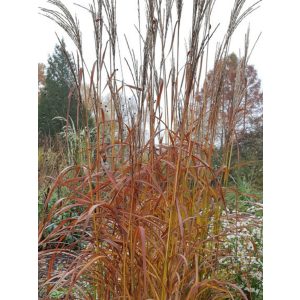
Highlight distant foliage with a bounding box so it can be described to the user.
[203,53,263,146]
[38,41,81,138]
[204,53,263,188]
[232,124,263,188]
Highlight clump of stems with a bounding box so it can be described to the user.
[39,0,262,299]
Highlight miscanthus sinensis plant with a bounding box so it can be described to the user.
[38,0,263,299]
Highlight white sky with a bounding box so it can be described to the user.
[37,0,263,84]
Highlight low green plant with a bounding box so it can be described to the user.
[225,177,262,213]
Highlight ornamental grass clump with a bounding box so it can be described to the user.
[39,0,262,299]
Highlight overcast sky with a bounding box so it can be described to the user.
[37,0,263,84]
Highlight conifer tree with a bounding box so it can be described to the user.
[38,40,79,138]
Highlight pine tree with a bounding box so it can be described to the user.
[38,40,79,138]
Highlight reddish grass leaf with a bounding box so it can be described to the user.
[138,225,147,295]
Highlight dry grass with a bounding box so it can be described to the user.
[39,0,262,299]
